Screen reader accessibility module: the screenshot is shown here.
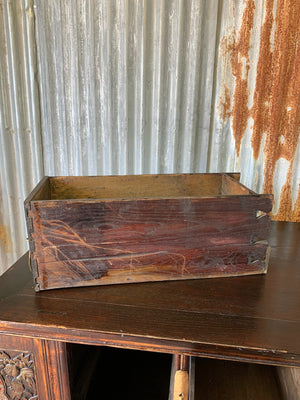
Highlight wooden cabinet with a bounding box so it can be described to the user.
[0,222,299,399]
[65,346,283,399]
[0,335,70,400]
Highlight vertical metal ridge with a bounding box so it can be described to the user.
[195,0,221,173]
[162,0,182,174]
[60,1,79,175]
[35,2,55,174]
[162,0,178,174]
[76,0,92,175]
[0,0,43,275]
[149,0,164,174]
[116,0,128,175]
[178,0,202,172]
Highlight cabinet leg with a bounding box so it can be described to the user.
[34,339,71,400]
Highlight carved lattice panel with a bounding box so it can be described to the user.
[0,351,38,400]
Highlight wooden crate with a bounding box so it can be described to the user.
[24,173,273,291]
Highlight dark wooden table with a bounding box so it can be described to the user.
[0,222,299,399]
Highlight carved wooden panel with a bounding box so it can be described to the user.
[0,351,37,400]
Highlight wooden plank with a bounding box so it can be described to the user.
[277,367,300,400]
[49,173,224,200]
[34,340,71,400]
[1,284,300,364]
[28,194,272,290]
[222,174,256,195]
[193,358,283,399]
[67,344,101,400]
[24,176,50,204]
[34,243,269,290]
[30,203,270,248]
[225,172,241,181]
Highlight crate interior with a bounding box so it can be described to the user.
[31,173,252,201]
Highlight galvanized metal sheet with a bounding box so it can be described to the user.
[34,0,299,222]
[34,0,219,176]
[213,0,300,221]
[0,0,43,275]
[1,0,299,275]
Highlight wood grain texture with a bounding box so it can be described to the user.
[67,344,100,400]
[0,335,71,400]
[193,358,283,399]
[0,222,299,367]
[25,173,273,290]
[277,367,300,400]
[49,173,225,199]
[34,340,70,400]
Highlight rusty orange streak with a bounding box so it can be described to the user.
[250,0,274,159]
[222,0,300,221]
[231,0,255,156]
[251,0,300,220]
[218,86,231,121]
[0,225,12,253]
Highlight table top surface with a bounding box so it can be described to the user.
[0,221,299,367]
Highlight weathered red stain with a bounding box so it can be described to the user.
[220,0,300,222]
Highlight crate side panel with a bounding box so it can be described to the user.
[29,198,271,249]
[49,174,224,200]
[35,243,269,290]
[27,197,271,290]
[222,175,254,195]
[24,177,51,204]
[30,211,271,264]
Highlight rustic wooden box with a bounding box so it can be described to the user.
[24,173,273,291]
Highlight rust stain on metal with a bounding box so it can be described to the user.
[231,0,255,156]
[250,0,274,159]
[0,225,12,253]
[276,176,300,222]
[252,0,300,222]
[221,0,300,221]
[218,29,236,121]
[218,86,231,121]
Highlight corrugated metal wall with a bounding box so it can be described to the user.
[0,0,299,275]
[213,0,300,221]
[0,0,43,274]
[35,0,219,176]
